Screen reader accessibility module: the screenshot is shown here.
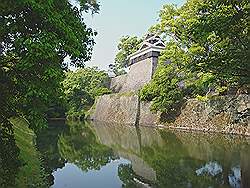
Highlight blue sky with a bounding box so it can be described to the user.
[83,0,185,70]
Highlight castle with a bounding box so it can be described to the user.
[110,34,165,93]
[90,34,250,133]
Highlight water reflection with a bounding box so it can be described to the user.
[36,120,250,188]
[36,120,69,186]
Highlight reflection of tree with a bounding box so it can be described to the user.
[241,144,250,188]
[0,125,21,187]
[118,164,138,188]
[36,120,69,186]
[118,163,155,188]
[140,130,194,187]
[140,131,231,188]
[58,121,116,172]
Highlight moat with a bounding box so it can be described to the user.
[39,121,250,188]
[3,120,250,187]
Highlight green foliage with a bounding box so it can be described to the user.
[140,41,188,113]
[140,0,249,113]
[36,121,69,186]
[109,36,142,76]
[140,64,184,113]
[0,0,99,131]
[0,121,20,187]
[63,67,111,117]
[159,0,249,83]
[118,164,138,188]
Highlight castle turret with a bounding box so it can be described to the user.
[128,34,165,67]
[110,34,165,93]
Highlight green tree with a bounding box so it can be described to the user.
[62,67,111,118]
[158,0,249,83]
[140,0,249,113]
[0,128,21,187]
[0,0,99,131]
[109,36,142,76]
[140,41,188,113]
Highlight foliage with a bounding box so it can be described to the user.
[184,0,249,80]
[0,122,20,187]
[0,0,99,132]
[62,67,111,117]
[118,164,138,188]
[140,0,249,113]
[109,36,142,76]
[140,41,187,113]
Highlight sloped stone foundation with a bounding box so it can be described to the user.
[90,93,249,135]
[89,93,158,125]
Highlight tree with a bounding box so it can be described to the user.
[62,67,111,118]
[0,0,99,131]
[159,0,249,83]
[140,0,249,113]
[140,41,188,113]
[109,36,142,76]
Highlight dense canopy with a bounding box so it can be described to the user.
[0,0,99,131]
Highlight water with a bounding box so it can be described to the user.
[1,120,250,187]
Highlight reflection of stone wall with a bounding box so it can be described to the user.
[90,121,164,154]
[88,121,250,187]
[118,151,156,181]
[173,131,244,162]
[241,145,250,188]
[89,121,163,181]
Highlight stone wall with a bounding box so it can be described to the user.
[110,57,157,93]
[89,93,158,125]
[90,93,139,125]
[139,101,158,125]
[90,94,250,136]
[168,94,250,136]
[121,58,155,92]
[110,74,127,93]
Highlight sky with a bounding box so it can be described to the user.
[83,0,185,70]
